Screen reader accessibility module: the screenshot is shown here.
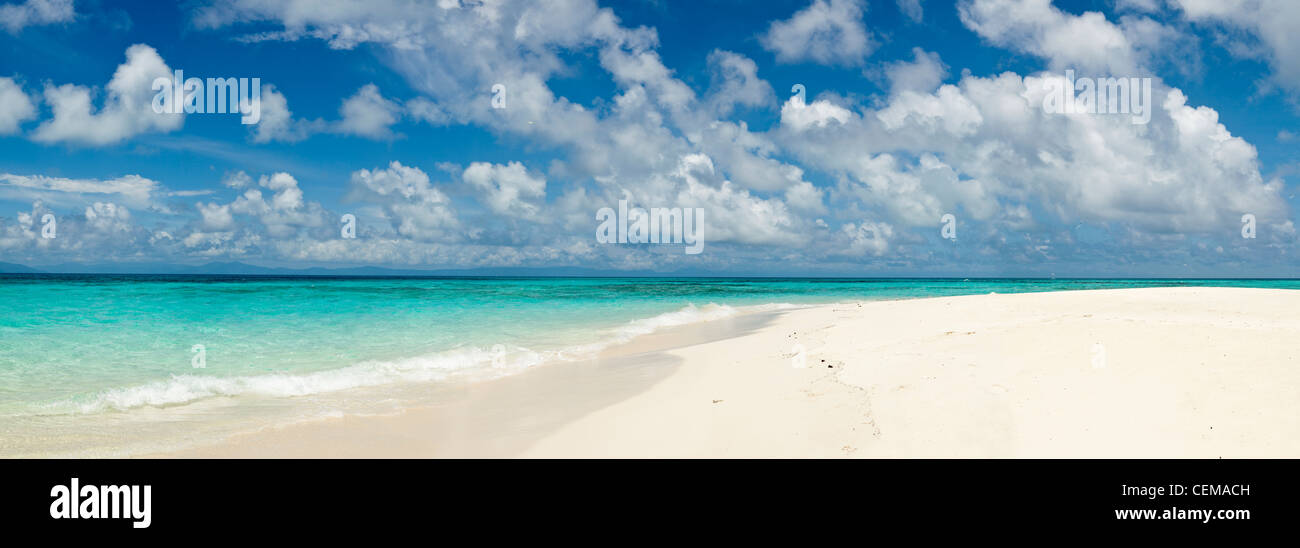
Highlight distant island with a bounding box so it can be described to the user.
[0,260,726,277]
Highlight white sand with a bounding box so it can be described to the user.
[158,287,1300,458]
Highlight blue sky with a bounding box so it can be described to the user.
[1,0,1298,276]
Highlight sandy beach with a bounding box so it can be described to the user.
[157,287,1300,458]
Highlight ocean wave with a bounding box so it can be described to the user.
[612,302,741,339]
[45,302,790,414]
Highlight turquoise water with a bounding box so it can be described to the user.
[2,275,1299,420]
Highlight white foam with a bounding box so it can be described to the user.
[53,302,787,414]
[611,302,740,340]
[59,345,531,413]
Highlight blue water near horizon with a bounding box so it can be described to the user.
[2,274,1298,418]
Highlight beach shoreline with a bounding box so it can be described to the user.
[152,286,1300,458]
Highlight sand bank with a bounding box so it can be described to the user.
[158,287,1300,458]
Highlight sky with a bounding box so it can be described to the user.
[0,0,1298,276]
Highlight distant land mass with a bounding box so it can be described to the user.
[5,261,1283,279]
[0,261,729,277]
[0,262,42,274]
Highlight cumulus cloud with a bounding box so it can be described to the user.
[841,220,894,256]
[30,44,184,146]
[82,201,131,234]
[249,84,320,143]
[196,201,234,230]
[679,176,805,247]
[883,48,949,95]
[1173,0,1300,99]
[780,94,853,130]
[347,161,459,240]
[0,200,152,262]
[784,181,827,214]
[225,172,329,238]
[761,0,876,67]
[4,0,1282,274]
[336,83,402,138]
[695,121,809,192]
[875,84,983,136]
[251,83,408,142]
[185,0,1287,269]
[462,161,547,219]
[0,77,36,133]
[0,0,74,34]
[704,50,775,117]
[222,171,253,188]
[781,68,1285,242]
[958,0,1151,75]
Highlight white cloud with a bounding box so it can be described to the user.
[841,153,996,227]
[782,69,1285,239]
[601,48,697,112]
[30,44,184,146]
[405,96,450,125]
[226,172,328,237]
[258,172,303,210]
[784,181,827,214]
[695,122,809,192]
[883,48,949,95]
[249,84,320,143]
[336,83,401,138]
[0,173,163,209]
[676,172,805,247]
[841,220,894,256]
[222,170,253,188]
[0,77,36,133]
[780,95,853,130]
[0,199,150,260]
[462,161,547,219]
[704,50,775,117]
[1173,0,1300,99]
[0,0,74,34]
[876,84,983,136]
[958,0,1148,75]
[897,0,923,22]
[347,161,459,240]
[83,201,131,234]
[37,0,1276,273]
[251,83,403,142]
[196,201,234,230]
[761,0,876,67]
